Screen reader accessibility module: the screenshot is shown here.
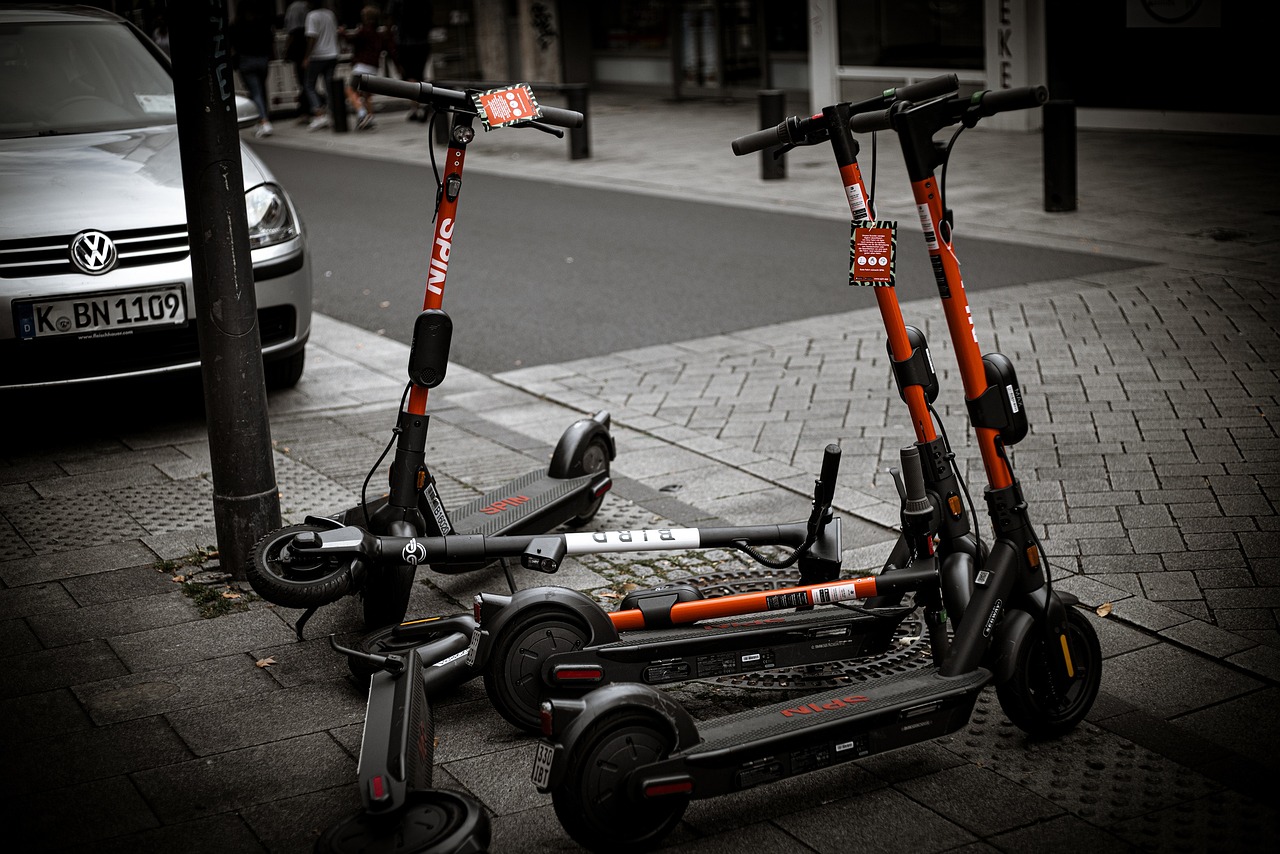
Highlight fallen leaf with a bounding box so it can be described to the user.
[222,591,242,600]
[172,575,185,583]
[256,657,276,668]
[598,591,621,600]
[1096,602,1113,617]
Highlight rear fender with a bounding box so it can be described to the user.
[548,410,615,478]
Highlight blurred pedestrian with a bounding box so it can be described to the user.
[302,0,340,131]
[230,0,275,137]
[152,13,170,57]
[341,5,395,130]
[387,0,432,122]
[284,0,311,119]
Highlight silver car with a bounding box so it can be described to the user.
[0,5,311,389]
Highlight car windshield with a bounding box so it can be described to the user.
[0,19,175,139]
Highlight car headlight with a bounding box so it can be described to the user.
[245,183,298,249]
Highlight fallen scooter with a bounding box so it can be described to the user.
[246,77,613,633]
[316,632,490,854]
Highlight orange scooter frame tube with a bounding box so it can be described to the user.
[407,140,469,416]
[836,157,938,446]
[910,175,1012,491]
[605,564,936,632]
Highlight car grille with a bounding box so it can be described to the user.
[0,225,190,278]
[0,306,296,386]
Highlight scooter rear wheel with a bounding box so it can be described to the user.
[483,608,590,733]
[996,607,1102,738]
[315,788,490,854]
[245,524,356,609]
[567,436,610,526]
[552,711,686,852]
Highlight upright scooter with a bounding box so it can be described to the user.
[530,86,1102,853]
[247,77,614,632]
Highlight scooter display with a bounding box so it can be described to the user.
[530,86,1102,852]
[246,77,614,632]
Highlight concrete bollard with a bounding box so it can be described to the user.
[1043,100,1076,212]
[564,84,590,160]
[327,73,348,132]
[758,89,786,180]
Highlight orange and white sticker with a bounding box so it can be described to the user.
[472,85,541,129]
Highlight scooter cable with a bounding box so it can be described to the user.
[428,110,443,222]
[360,381,414,528]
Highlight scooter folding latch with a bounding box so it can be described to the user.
[521,537,566,573]
[888,326,939,404]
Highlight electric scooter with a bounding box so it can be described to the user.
[530,86,1103,852]
[316,631,490,853]
[246,77,614,632]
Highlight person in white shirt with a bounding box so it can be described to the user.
[302,0,339,130]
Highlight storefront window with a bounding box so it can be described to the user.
[591,0,671,52]
[838,0,982,69]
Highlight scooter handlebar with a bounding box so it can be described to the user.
[974,85,1049,116]
[816,443,842,508]
[731,123,789,156]
[536,104,585,129]
[352,75,472,111]
[891,73,959,105]
[849,106,895,134]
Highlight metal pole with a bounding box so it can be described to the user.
[168,0,282,581]
[759,89,786,180]
[1043,100,1077,212]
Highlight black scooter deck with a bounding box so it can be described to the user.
[671,667,989,796]
[449,469,602,537]
[554,605,904,685]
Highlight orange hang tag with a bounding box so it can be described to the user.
[850,220,897,287]
[472,84,541,129]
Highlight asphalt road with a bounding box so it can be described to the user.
[256,146,1144,375]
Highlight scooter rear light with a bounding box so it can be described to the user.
[368,774,389,803]
[539,702,554,737]
[473,594,483,623]
[551,665,604,683]
[594,478,612,498]
[643,777,693,798]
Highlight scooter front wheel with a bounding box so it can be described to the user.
[245,524,357,609]
[996,607,1102,738]
[483,608,590,732]
[552,711,687,853]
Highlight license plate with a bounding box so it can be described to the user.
[464,628,483,667]
[531,740,555,790]
[15,285,187,340]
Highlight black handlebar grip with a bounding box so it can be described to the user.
[731,123,786,156]
[536,104,584,129]
[817,443,842,506]
[352,74,471,110]
[849,107,893,134]
[892,73,958,105]
[978,85,1049,117]
[898,446,928,504]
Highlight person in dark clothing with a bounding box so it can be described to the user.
[230,0,276,136]
[340,5,396,129]
[284,0,311,117]
[388,0,432,121]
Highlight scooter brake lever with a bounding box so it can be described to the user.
[329,634,407,675]
[522,120,565,138]
[888,466,908,503]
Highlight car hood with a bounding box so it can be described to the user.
[0,126,270,240]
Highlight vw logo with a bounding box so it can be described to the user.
[401,538,428,566]
[69,230,118,275]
